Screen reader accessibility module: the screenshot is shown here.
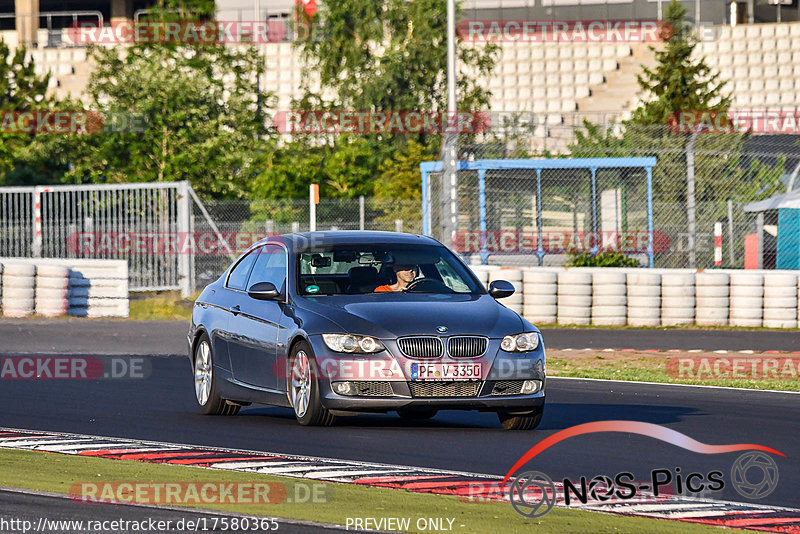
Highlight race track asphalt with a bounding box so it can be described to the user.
[2,319,800,354]
[0,320,797,510]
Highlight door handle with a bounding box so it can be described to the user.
[230,305,241,316]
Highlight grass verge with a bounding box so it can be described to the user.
[128,292,194,321]
[549,350,800,391]
[0,448,726,534]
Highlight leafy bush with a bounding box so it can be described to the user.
[567,251,640,268]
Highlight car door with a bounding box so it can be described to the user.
[226,244,287,390]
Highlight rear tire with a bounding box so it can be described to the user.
[289,341,335,426]
[194,333,240,416]
[397,408,438,420]
[498,406,543,430]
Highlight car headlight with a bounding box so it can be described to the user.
[501,333,540,352]
[322,334,385,353]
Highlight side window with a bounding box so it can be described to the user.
[247,245,288,293]
[226,250,258,291]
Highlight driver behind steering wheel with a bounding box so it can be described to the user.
[374,264,417,292]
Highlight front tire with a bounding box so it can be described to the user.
[498,406,543,430]
[194,333,240,416]
[289,341,335,426]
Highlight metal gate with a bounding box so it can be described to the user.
[0,181,205,295]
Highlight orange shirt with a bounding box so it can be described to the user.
[374,285,393,292]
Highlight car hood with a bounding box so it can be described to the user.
[296,293,525,338]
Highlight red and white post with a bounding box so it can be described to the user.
[714,222,722,267]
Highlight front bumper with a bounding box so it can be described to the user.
[306,334,546,413]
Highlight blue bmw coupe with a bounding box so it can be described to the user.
[188,231,546,430]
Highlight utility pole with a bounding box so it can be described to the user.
[440,0,458,247]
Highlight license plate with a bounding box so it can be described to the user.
[410,362,482,380]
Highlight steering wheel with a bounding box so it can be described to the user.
[404,278,455,293]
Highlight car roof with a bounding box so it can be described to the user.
[259,231,443,252]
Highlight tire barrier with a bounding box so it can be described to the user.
[0,259,129,318]
[1,263,36,317]
[35,265,70,317]
[557,271,592,325]
[660,272,695,326]
[694,273,730,326]
[627,272,661,326]
[522,270,557,324]
[592,271,627,326]
[467,266,800,329]
[729,273,764,327]
[762,272,797,329]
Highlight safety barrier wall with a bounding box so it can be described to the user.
[470,264,800,329]
[0,258,129,317]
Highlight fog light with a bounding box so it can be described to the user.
[332,381,357,396]
[521,380,541,394]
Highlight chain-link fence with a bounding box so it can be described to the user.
[191,197,422,288]
[427,123,800,269]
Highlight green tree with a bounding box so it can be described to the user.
[248,0,499,201]
[0,40,53,184]
[45,10,273,198]
[633,0,730,125]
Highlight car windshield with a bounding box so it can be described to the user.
[298,244,483,296]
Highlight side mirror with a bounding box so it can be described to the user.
[489,280,515,299]
[248,281,280,301]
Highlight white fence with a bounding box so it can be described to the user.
[0,181,223,296]
[470,265,800,329]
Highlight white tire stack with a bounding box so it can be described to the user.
[591,271,627,326]
[557,271,592,325]
[469,266,490,289]
[661,273,695,326]
[762,273,797,328]
[490,269,523,314]
[522,270,557,324]
[728,273,764,327]
[2,263,36,317]
[67,262,130,318]
[35,265,70,317]
[695,272,730,326]
[626,272,661,326]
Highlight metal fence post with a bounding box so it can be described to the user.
[32,186,42,257]
[727,199,735,266]
[590,167,598,255]
[686,132,698,269]
[420,168,430,236]
[647,166,654,268]
[478,168,488,264]
[359,195,365,231]
[176,181,192,297]
[536,169,544,266]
